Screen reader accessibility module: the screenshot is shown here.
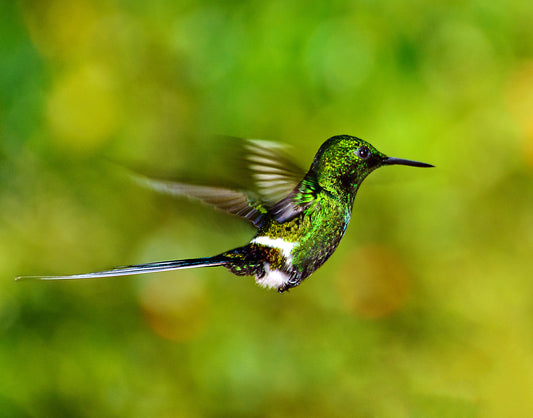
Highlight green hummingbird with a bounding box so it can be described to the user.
[17,135,433,292]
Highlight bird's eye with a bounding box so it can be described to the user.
[357,146,370,160]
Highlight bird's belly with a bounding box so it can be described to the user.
[255,265,290,289]
[292,216,349,277]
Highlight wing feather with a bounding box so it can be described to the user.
[134,175,266,227]
[245,139,306,204]
[131,138,311,227]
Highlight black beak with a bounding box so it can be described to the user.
[384,157,434,168]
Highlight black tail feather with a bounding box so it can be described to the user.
[15,255,230,281]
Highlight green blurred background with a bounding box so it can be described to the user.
[1,0,533,416]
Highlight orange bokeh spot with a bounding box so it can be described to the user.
[336,244,411,319]
[138,273,207,342]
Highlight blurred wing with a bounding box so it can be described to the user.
[135,174,267,227]
[245,139,306,204]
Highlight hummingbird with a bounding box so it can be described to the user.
[17,135,433,292]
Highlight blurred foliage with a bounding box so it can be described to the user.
[1,0,533,416]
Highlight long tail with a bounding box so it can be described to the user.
[15,255,230,281]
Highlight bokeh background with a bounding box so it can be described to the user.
[1,0,533,416]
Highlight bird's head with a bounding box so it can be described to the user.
[310,135,433,197]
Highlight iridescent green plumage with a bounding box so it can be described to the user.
[16,135,433,292]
